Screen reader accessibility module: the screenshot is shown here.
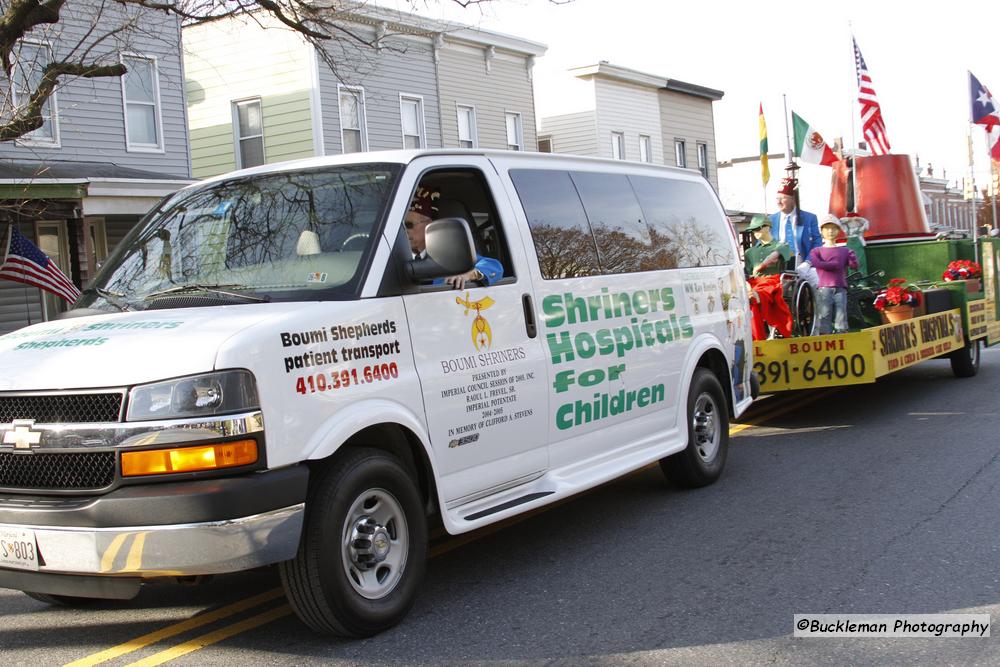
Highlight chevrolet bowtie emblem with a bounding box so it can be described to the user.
[3,419,41,449]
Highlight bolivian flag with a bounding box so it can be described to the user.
[759,103,770,186]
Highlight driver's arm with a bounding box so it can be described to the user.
[443,255,503,290]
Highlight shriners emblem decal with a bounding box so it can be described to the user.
[455,293,495,351]
[3,419,42,449]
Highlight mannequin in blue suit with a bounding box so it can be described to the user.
[768,178,821,267]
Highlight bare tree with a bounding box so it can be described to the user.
[0,0,540,143]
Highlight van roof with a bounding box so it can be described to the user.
[191,149,702,190]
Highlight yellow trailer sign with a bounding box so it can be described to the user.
[754,309,965,392]
[753,332,875,392]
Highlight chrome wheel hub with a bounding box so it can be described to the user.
[692,393,720,462]
[341,488,408,600]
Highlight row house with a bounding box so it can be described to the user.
[0,1,192,333]
[182,7,546,179]
[538,62,723,190]
[919,166,984,236]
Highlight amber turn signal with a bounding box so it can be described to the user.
[121,440,258,477]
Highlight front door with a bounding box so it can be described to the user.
[400,158,549,505]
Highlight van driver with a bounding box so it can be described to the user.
[405,186,503,290]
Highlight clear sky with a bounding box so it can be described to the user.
[384,0,1000,215]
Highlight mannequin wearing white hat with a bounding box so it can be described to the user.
[808,215,858,334]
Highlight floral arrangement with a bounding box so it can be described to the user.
[942,259,982,282]
[873,279,922,311]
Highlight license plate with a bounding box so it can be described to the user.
[0,529,39,571]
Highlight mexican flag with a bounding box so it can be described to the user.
[792,111,837,166]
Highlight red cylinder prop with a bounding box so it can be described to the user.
[829,154,930,239]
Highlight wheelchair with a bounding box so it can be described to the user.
[779,270,815,337]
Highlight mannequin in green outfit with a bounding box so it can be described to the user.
[744,215,792,278]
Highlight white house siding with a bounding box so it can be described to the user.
[437,43,537,150]
[539,111,598,157]
[592,78,663,163]
[184,16,315,178]
[316,28,441,154]
[659,89,719,189]
[0,2,190,177]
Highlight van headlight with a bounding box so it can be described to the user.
[127,370,260,421]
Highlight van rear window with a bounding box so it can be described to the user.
[628,175,734,268]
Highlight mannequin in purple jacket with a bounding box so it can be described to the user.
[808,215,858,334]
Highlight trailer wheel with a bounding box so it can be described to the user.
[660,369,729,488]
[949,339,980,378]
[280,447,427,638]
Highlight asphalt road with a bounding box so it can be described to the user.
[3,350,1000,666]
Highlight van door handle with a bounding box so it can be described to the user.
[521,293,537,339]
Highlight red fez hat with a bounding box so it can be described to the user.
[778,178,798,196]
[409,186,440,218]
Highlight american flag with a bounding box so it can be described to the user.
[853,37,891,156]
[0,227,80,303]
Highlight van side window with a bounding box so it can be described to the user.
[408,168,515,285]
[628,175,734,268]
[509,169,602,279]
[569,171,651,275]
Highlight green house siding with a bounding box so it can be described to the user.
[190,90,315,179]
[262,93,314,163]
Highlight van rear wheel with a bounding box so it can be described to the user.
[660,369,729,488]
[280,447,427,638]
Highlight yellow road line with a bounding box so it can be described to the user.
[121,605,293,667]
[62,588,285,667]
[124,533,148,572]
[98,534,129,573]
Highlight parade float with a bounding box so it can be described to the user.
[751,153,1000,393]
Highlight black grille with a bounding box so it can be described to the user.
[0,450,116,490]
[0,393,123,423]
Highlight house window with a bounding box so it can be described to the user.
[537,136,553,153]
[697,143,709,178]
[84,217,108,277]
[121,55,162,150]
[505,112,523,151]
[457,105,477,148]
[13,42,58,144]
[233,99,265,168]
[611,132,625,160]
[400,95,424,149]
[674,139,686,168]
[639,135,652,163]
[339,86,367,153]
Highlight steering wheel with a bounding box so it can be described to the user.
[339,233,370,251]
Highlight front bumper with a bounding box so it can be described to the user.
[0,465,308,581]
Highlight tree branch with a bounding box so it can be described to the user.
[0,61,125,141]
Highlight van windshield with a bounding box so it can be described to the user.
[80,164,400,309]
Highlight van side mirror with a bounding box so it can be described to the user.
[407,218,476,282]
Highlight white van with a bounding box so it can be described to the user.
[0,150,754,636]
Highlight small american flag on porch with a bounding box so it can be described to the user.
[0,227,81,303]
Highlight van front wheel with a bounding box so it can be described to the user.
[660,369,729,488]
[280,448,427,638]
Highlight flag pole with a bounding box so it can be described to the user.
[848,27,858,213]
[968,127,979,262]
[991,157,999,237]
